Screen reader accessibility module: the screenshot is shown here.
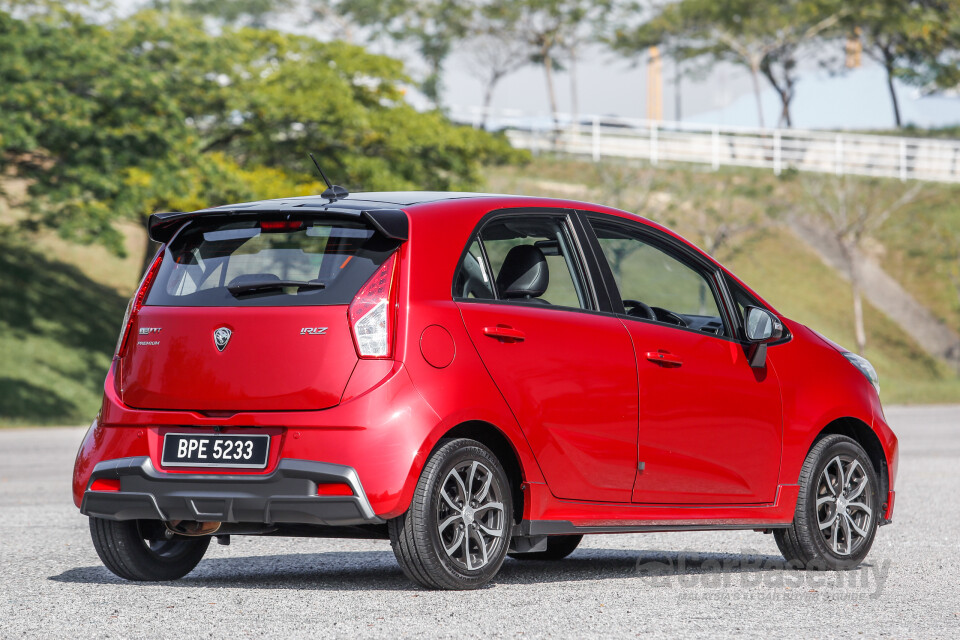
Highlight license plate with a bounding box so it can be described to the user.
[161,433,270,469]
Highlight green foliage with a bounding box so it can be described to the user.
[843,0,960,92]
[0,8,524,256]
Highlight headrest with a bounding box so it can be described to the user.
[496,245,549,299]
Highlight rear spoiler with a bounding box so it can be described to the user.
[148,206,409,244]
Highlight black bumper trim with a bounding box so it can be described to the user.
[80,457,384,527]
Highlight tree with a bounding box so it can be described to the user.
[512,0,608,129]
[614,0,845,128]
[842,0,960,127]
[0,7,524,270]
[802,175,922,355]
[461,30,530,127]
[313,0,475,107]
[460,2,531,128]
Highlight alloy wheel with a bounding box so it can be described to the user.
[436,460,506,571]
[816,455,873,556]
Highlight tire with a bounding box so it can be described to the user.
[509,535,583,561]
[388,438,514,590]
[774,434,880,570]
[89,517,210,581]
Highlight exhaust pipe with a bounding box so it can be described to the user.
[165,520,221,537]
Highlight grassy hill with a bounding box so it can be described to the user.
[1,158,958,426]
[0,231,129,425]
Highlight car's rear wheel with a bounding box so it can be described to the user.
[388,438,513,590]
[509,535,583,561]
[775,434,880,570]
[89,517,210,581]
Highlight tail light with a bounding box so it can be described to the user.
[348,251,399,359]
[114,248,165,359]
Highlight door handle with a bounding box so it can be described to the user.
[483,325,526,343]
[645,350,682,367]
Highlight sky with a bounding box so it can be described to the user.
[440,44,960,131]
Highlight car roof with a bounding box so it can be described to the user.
[193,191,499,211]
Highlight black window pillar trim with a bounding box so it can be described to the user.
[571,211,623,315]
[705,270,739,341]
[712,270,746,342]
[475,235,499,301]
[562,211,605,313]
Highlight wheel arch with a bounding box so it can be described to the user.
[433,420,526,526]
[810,417,889,510]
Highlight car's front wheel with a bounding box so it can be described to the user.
[775,434,880,570]
[389,438,513,590]
[89,517,210,581]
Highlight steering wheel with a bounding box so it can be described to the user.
[622,299,656,321]
[651,306,689,328]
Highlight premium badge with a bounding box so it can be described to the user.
[214,327,232,352]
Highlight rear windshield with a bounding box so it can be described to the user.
[146,218,398,307]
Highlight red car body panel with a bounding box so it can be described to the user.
[458,302,639,503]
[625,319,783,505]
[121,306,358,411]
[73,193,899,531]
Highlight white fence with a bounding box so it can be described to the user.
[448,106,960,184]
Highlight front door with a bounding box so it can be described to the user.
[455,213,639,503]
[587,216,783,505]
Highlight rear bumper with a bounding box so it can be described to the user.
[80,456,383,526]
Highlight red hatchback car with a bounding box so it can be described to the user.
[73,190,898,590]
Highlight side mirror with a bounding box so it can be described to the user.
[743,307,783,368]
[745,307,783,343]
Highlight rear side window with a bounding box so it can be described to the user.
[146,218,399,307]
[453,216,591,310]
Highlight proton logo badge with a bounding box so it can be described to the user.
[214,327,232,352]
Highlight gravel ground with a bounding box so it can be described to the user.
[1,406,958,639]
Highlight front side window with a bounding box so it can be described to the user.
[590,219,726,335]
[453,216,591,310]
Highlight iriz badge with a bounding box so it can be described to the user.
[214,327,232,352]
[300,327,328,335]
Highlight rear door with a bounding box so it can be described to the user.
[455,212,639,503]
[585,216,783,505]
[121,217,398,411]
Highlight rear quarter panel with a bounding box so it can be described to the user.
[393,201,548,499]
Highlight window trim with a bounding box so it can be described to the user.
[451,208,601,313]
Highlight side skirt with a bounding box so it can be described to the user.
[515,520,792,537]
[521,483,801,531]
